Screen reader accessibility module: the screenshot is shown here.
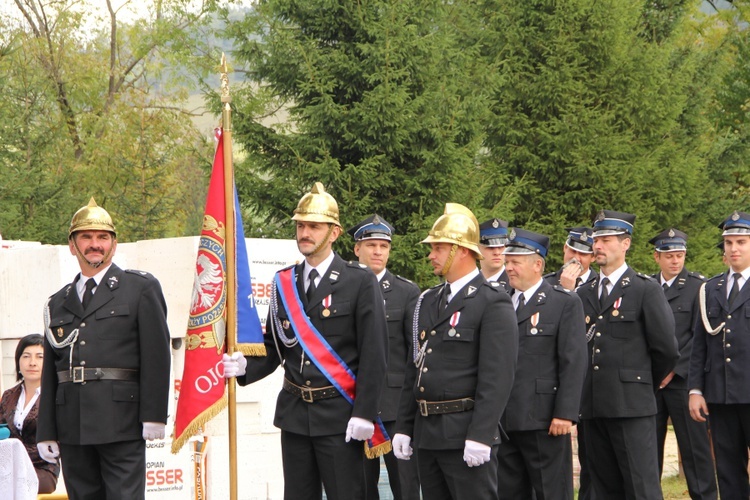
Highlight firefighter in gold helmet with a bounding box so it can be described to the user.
[393,202,519,500]
[37,197,171,500]
[221,182,388,499]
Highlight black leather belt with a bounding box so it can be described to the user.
[418,398,474,417]
[283,378,340,403]
[57,367,138,384]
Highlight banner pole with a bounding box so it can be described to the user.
[220,53,239,500]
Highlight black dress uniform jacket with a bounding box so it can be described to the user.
[37,264,171,445]
[503,281,587,431]
[689,270,750,404]
[379,270,421,421]
[578,267,679,418]
[652,269,704,388]
[240,254,388,435]
[396,274,519,449]
[491,269,512,294]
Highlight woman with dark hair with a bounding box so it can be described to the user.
[0,333,60,493]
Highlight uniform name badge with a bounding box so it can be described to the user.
[530,312,540,335]
[448,311,461,337]
[612,297,622,317]
[321,294,332,317]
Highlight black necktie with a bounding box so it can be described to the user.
[575,277,582,289]
[306,268,318,302]
[517,293,525,311]
[439,283,451,310]
[82,278,96,309]
[600,277,610,307]
[728,272,742,307]
[662,282,670,293]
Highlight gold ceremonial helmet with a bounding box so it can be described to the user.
[69,197,116,238]
[292,182,341,227]
[421,203,483,259]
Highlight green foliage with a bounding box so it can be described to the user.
[225,0,494,284]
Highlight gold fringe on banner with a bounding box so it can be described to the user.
[171,395,228,454]
[365,440,392,459]
[237,343,267,356]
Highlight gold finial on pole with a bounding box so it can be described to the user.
[221,53,239,500]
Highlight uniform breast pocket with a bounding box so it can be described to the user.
[318,300,352,334]
[49,314,76,339]
[609,309,637,339]
[524,322,556,355]
[95,304,131,338]
[386,307,404,323]
[442,328,475,361]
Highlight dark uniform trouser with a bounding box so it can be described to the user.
[60,439,145,500]
[582,416,663,500]
[363,420,420,500]
[655,387,717,499]
[416,446,499,500]
[281,430,365,500]
[497,430,573,500]
[706,403,750,500]
[577,424,596,500]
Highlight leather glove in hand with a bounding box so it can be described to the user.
[142,422,166,440]
[463,439,491,467]
[345,417,375,442]
[392,433,413,460]
[222,352,247,378]
[37,441,60,464]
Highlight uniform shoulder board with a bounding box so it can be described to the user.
[687,271,706,281]
[125,269,154,279]
[488,281,500,288]
[428,282,444,290]
[346,260,370,270]
[542,271,556,279]
[707,272,724,283]
[635,272,655,281]
[552,284,571,294]
[395,275,414,284]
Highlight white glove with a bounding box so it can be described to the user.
[142,422,166,441]
[392,433,413,460]
[222,352,247,378]
[37,441,60,463]
[463,439,491,467]
[345,417,375,442]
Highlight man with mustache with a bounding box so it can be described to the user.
[576,210,679,500]
[37,198,171,500]
[222,183,388,500]
[649,229,717,499]
[392,203,518,500]
[348,214,421,500]
[689,211,750,500]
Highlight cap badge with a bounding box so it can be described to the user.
[373,215,381,225]
[509,229,516,240]
[668,229,675,238]
[595,210,605,222]
[492,219,499,228]
[732,211,740,221]
[581,231,589,240]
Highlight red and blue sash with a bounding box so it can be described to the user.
[275,267,391,458]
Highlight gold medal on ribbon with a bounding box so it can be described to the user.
[322,309,331,318]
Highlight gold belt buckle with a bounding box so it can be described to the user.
[72,366,85,383]
[419,400,429,417]
[301,386,314,403]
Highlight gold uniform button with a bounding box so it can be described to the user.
[422,368,428,373]
[304,361,310,366]
[726,358,731,363]
[80,322,86,327]
[430,330,436,336]
[726,343,732,348]
[593,366,599,371]
[80,341,86,346]
[305,380,311,386]
[637,376,641,380]
[595,332,602,337]
[727,315,732,319]
[80,361,86,365]
[419,387,425,393]
[427,348,433,354]
[598,316,603,320]
[726,329,731,333]
[595,349,600,353]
